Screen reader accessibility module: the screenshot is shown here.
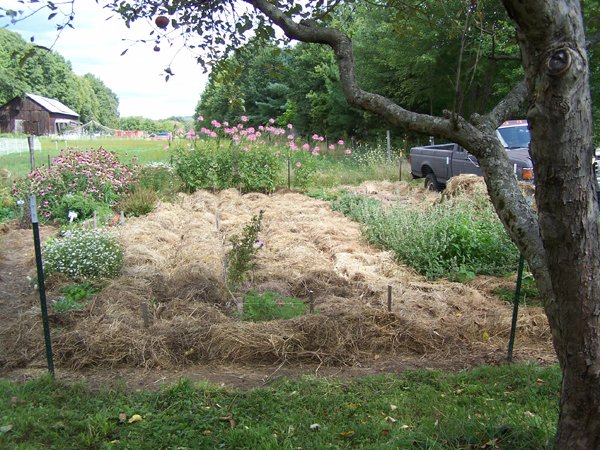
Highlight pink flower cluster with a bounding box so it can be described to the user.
[195,115,354,156]
[13,148,138,219]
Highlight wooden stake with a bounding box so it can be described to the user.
[387,285,392,312]
[309,290,315,313]
[141,302,150,328]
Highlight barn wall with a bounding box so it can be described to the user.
[0,97,78,135]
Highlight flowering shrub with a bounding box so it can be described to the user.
[43,229,124,280]
[177,116,354,192]
[13,148,137,221]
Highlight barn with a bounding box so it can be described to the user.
[0,93,80,136]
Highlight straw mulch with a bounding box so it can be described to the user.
[0,183,552,370]
[442,174,536,201]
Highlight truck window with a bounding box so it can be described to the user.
[497,125,530,149]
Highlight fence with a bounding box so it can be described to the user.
[0,138,42,156]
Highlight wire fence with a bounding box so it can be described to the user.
[0,137,42,156]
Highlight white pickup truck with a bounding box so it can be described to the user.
[409,120,535,191]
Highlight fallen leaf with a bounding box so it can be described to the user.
[202,430,213,436]
[0,425,13,433]
[128,414,143,424]
[400,424,413,430]
[381,429,390,436]
[524,411,536,417]
[339,430,355,438]
[536,378,545,385]
[482,330,490,342]
[309,423,321,431]
[384,416,397,423]
[390,404,398,411]
[118,413,127,423]
[219,415,237,428]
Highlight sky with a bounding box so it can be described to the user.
[2,1,209,119]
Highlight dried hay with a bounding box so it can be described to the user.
[443,174,536,202]
[1,185,553,371]
[344,180,438,207]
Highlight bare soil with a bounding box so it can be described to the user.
[0,181,556,390]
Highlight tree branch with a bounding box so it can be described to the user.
[482,79,527,128]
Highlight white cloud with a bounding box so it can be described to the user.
[2,1,208,119]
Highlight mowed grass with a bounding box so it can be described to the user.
[1,137,173,177]
[0,363,559,449]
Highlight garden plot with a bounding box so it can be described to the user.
[0,182,554,372]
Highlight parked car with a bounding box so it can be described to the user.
[409,120,534,191]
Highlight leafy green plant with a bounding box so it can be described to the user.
[50,192,108,224]
[52,282,101,313]
[44,229,124,280]
[291,151,319,188]
[238,146,280,193]
[242,290,307,321]
[227,210,264,287]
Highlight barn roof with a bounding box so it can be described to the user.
[26,93,79,118]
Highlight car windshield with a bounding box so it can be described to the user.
[498,125,530,149]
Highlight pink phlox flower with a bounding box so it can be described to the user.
[259,125,265,131]
[302,143,310,151]
[268,118,275,124]
[287,123,293,129]
[328,144,335,151]
[223,121,229,126]
[295,161,302,168]
[209,131,218,138]
[240,115,249,122]
[289,142,298,151]
[287,134,295,140]
[211,120,222,128]
[344,149,352,155]
[338,139,345,146]
[197,115,204,121]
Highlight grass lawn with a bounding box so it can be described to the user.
[1,137,174,177]
[0,363,559,449]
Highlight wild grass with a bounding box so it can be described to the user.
[331,191,519,279]
[0,363,559,449]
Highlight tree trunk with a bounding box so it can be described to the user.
[502,1,600,447]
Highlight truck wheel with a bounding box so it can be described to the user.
[424,173,441,192]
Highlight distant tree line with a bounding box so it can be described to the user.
[196,1,600,144]
[0,28,196,133]
[0,28,120,127]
